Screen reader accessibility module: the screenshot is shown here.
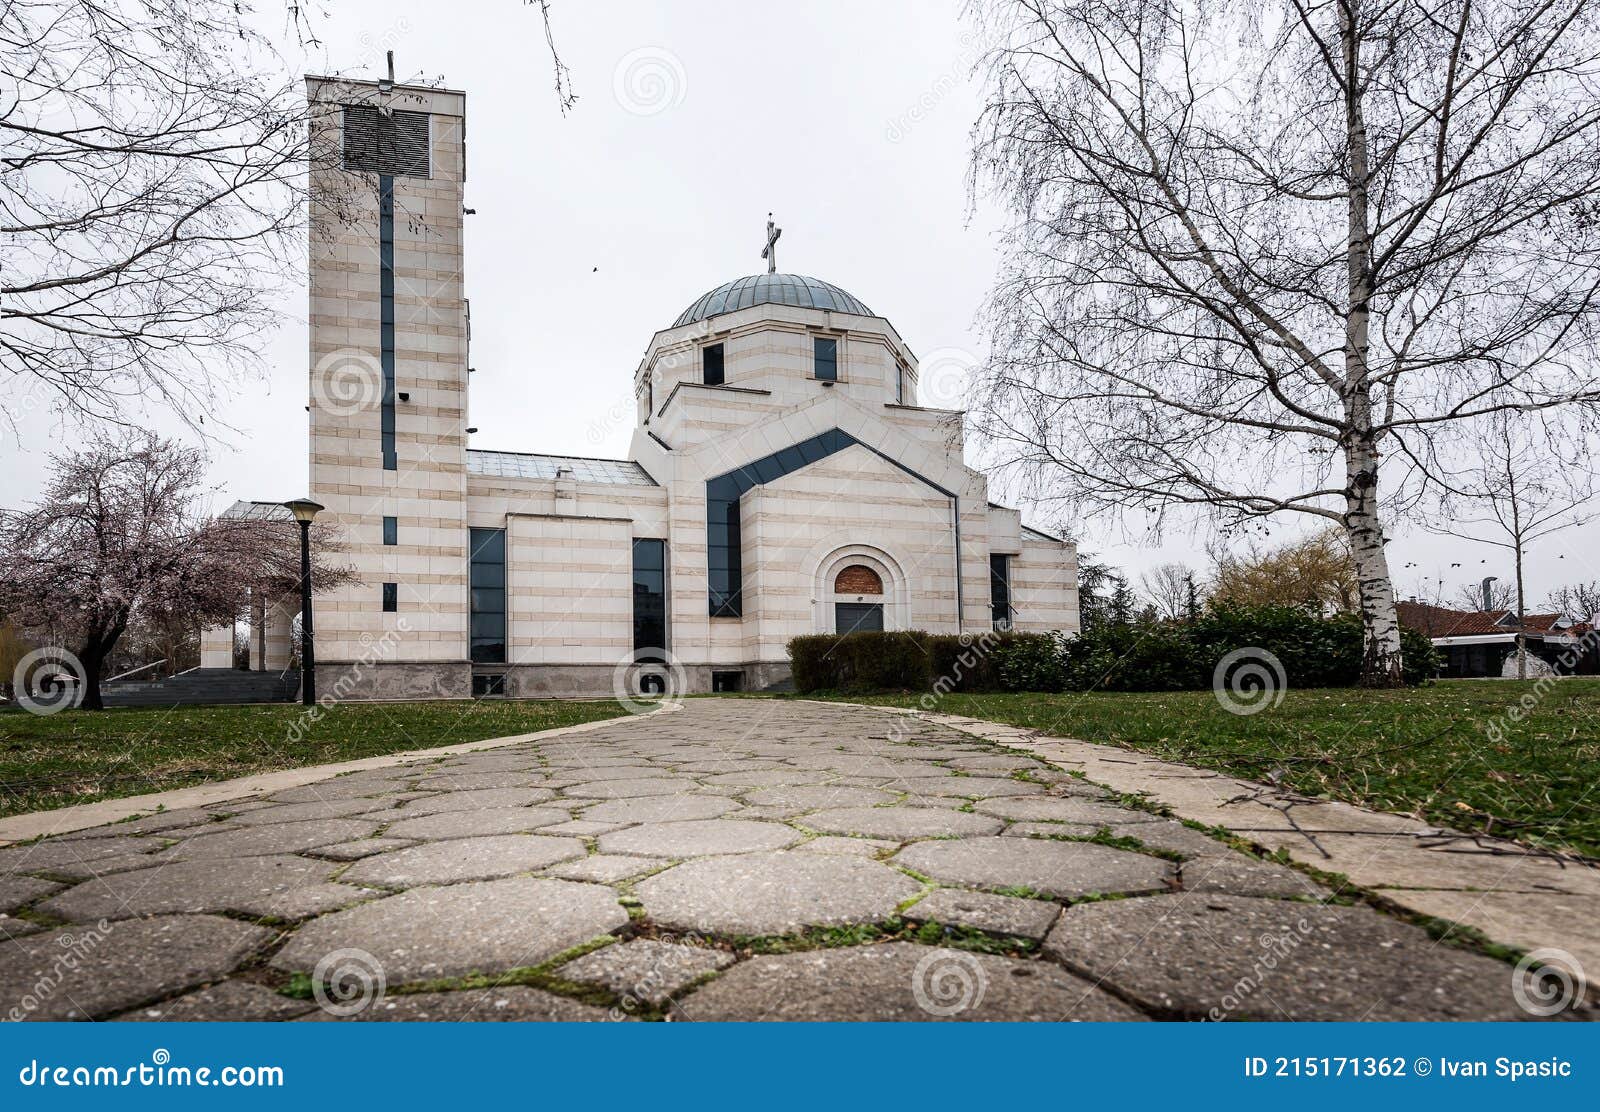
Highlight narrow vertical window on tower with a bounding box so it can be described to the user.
[469,528,507,664]
[896,362,906,404]
[990,554,1012,631]
[813,336,838,381]
[632,539,667,661]
[702,342,725,386]
[378,174,398,470]
[382,516,398,546]
[382,582,398,613]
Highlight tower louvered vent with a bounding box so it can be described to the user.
[342,106,431,177]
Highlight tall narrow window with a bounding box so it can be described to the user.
[702,343,725,386]
[895,363,906,404]
[382,582,398,613]
[382,516,398,546]
[378,174,398,471]
[469,528,506,664]
[813,336,838,381]
[990,554,1012,631]
[633,538,667,661]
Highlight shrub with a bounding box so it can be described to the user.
[788,631,930,694]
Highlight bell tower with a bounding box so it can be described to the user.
[304,70,472,698]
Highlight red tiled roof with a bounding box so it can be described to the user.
[1396,602,1572,638]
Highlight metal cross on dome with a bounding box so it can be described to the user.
[761,213,782,274]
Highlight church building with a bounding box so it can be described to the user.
[205,71,1079,699]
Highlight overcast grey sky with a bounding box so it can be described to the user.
[3,0,1596,612]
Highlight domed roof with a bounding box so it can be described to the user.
[673,273,873,329]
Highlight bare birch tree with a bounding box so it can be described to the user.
[1139,561,1194,620]
[969,0,1600,683]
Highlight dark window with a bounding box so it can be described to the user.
[896,364,907,404]
[470,527,506,663]
[382,516,398,546]
[342,105,431,177]
[472,674,506,697]
[379,175,397,470]
[813,336,838,381]
[382,582,398,612]
[633,538,667,660]
[703,343,725,386]
[835,602,884,633]
[990,554,1012,630]
[711,670,743,693]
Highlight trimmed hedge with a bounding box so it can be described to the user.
[787,606,1439,694]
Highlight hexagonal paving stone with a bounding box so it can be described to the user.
[564,778,699,799]
[975,796,1161,824]
[545,854,664,884]
[1106,821,1235,858]
[37,854,371,922]
[63,808,221,838]
[802,807,1003,841]
[575,795,740,824]
[1044,894,1532,1020]
[635,851,920,935]
[227,798,401,825]
[599,819,802,858]
[1179,854,1324,898]
[1,915,42,939]
[530,765,660,782]
[410,772,547,792]
[115,981,316,1022]
[0,835,162,874]
[558,939,734,1005]
[306,838,420,861]
[381,807,571,841]
[741,785,900,810]
[268,776,415,803]
[678,943,1145,1021]
[341,835,585,887]
[271,877,628,982]
[902,888,1062,941]
[795,836,896,858]
[297,987,609,1021]
[700,770,833,787]
[0,915,270,1021]
[157,819,384,860]
[895,776,1045,799]
[397,787,556,813]
[895,837,1173,900]
[0,876,62,914]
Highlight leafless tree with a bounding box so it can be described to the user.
[968,0,1600,684]
[2,0,573,435]
[1546,580,1600,621]
[1450,578,1517,613]
[1139,561,1194,620]
[1428,415,1596,675]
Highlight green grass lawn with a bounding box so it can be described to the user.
[821,680,1600,858]
[0,699,629,819]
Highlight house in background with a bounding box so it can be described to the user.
[1396,601,1598,678]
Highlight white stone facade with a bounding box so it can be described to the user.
[250,74,1079,699]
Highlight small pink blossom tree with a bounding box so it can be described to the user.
[0,432,354,710]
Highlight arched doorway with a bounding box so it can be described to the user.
[833,564,884,633]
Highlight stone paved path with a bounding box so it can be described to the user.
[0,701,1585,1021]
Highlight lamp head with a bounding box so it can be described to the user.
[283,498,325,524]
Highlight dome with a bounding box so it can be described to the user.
[673,273,873,328]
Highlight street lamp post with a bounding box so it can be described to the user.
[283,499,325,707]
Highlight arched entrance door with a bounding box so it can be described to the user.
[832,564,884,634]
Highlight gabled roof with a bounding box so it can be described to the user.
[222,500,294,522]
[1397,601,1570,637]
[466,450,656,486]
